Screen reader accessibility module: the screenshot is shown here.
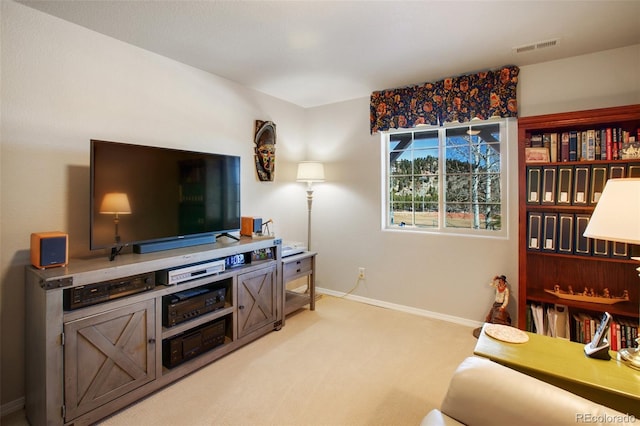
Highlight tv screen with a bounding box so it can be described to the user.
[90,140,241,252]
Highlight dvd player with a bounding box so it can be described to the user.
[157,259,225,285]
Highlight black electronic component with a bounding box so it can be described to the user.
[63,272,155,310]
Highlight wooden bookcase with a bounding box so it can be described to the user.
[517,104,640,343]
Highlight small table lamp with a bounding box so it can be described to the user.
[296,161,325,251]
[100,192,132,260]
[583,178,640,369]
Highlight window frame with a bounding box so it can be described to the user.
[381,118,509,239]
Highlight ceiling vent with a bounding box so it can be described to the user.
[514,38,559,54]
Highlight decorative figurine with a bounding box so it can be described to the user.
[485,274,511,326]
[254,120,276,181]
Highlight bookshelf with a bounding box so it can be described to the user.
[517,104,640,347]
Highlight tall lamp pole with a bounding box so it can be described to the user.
[296,161,325,251]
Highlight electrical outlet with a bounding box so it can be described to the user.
[358,267,365,279]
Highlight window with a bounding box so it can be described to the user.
[383,119,508,237]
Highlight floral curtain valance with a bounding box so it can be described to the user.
[370,65,519,134]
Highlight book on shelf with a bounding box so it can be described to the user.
[569,131,578,161]
[549,133,558,163]
[527,125,639,163]
[560,132,570,162]
[569,312,638,350]
[621,139,640,160]
[530,133,543,147]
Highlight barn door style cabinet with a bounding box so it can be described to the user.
[517,104,640,346]
[25,238,283,426]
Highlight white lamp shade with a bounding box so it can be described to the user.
[296,161,325,183]
[99,193,132,214]
[583,178,640,245]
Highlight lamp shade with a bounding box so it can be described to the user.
[296,161,325,183]
[583,178,640,245]
[99,193,132,214]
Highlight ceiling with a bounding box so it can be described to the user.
[18,0,640,108]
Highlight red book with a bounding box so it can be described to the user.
[606,128,613,160]
[560,132,570,162]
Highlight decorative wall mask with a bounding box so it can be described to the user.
[254,120,276,181]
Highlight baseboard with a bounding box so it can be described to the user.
[317,287,483,329]
[1,397,24,417]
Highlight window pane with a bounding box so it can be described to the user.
[390,177,413,202]
[391,203,414,226]
[414,149,439,175]
[389,133,412,151]
[475,173,501,203]
[414,203,439,228]
[446,174,470,202]
[445,203,471,228]
[478,204,501,230]
[415,176,438,202]
[414,130,439,148]
[390,151,412,176]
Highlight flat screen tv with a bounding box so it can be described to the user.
[90,140,241,254]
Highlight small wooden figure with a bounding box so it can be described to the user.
[485,275,511,326]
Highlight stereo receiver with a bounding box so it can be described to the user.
[163,286,227,327]
[163,318,226,368]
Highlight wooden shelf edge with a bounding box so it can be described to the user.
[525,290,639,319]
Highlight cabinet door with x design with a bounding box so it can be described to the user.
[237,265,277,338]
[63,299,155,422]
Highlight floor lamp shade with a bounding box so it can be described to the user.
[296,161,325,183]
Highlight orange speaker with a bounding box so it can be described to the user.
[241,217,262,236]
[31,231,68,269]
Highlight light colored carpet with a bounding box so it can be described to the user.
[101,296,477,426]
[3,296,478,426]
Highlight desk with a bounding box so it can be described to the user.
[474,324,640,417]
[282,251,316,316]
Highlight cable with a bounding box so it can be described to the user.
[339,277,364,298]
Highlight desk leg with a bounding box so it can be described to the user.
[309,256,316,311]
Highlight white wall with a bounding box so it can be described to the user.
[2,0,639,411]
[304,44,640,325]
[0,1,309,408]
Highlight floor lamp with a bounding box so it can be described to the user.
[583,178,640,370]
[296,161,325,251]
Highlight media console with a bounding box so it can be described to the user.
[25,237,283,426]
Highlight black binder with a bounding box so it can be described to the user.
[611,241,629,259]
[593,238,610,257]
[557,214,574,254]
[527,212,542,251]
[541,167,557,205]
[572,165,590,206]
[589,165,607,205]
[542,213,558,252]
[556,165,573,205]
[628,163,640,178]
[526,167,542,204]
[609,164,626,179]
[574,214,591,255]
